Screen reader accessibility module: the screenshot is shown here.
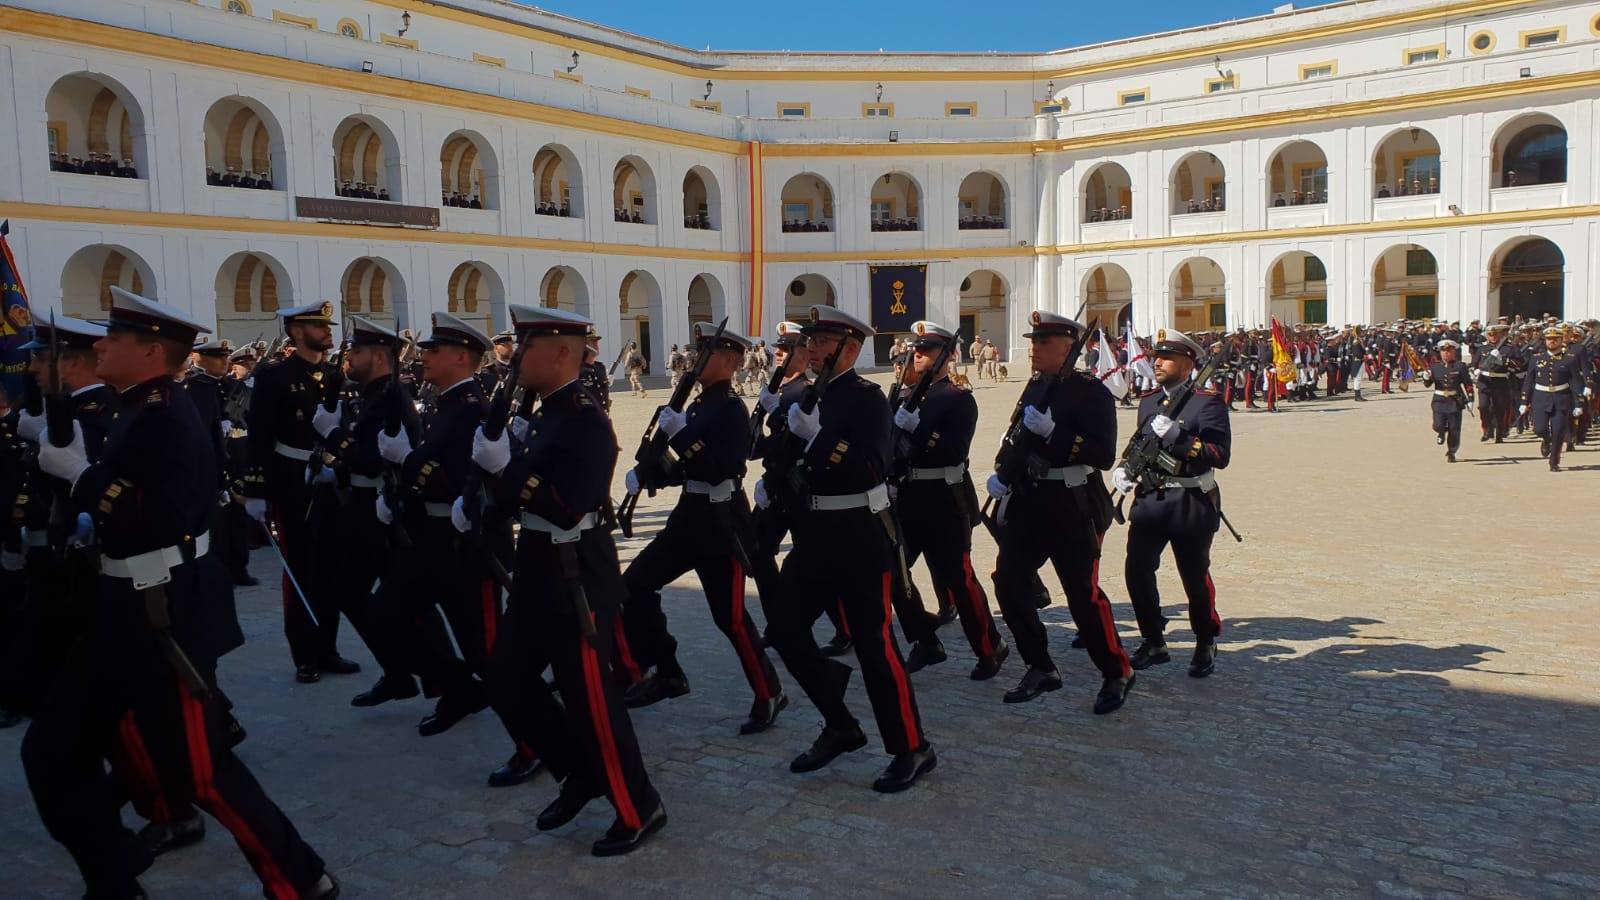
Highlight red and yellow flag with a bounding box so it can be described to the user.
[1269,317,1297,385]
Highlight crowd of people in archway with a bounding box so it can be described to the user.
[683,212,713,230]
[1179,196,1227,214]
[206,167,273,190]
[50,152,137,178]
[871,217,920,232]
[442,191,483,209]
[615,207,646,224]
[1272,189,1329,206]
[534,201,572,217]
[1085,206,1131,222]
[957,215,1007,230]
[781,219,832,232]
[1375,176,1439,198]
[337,181,392,201]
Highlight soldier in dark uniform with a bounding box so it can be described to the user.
[762,306,936,793]
[1421,339,1474,462]
[617,323,787,734]
[479,331,514,393]
[0,389,24,730]
[1521,325,1585,472]
[473,305,667,856]
[242,301,362,683]
[1112,328,1230,679]
[1473,324,1515,442]
[22,288,336,900]
[188,339,257,586]
[579,328,612,411]
[890,320,1008,680]
[986,311,1132,714]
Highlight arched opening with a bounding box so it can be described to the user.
[687,273,726,325]
[1489,237,1564,320]
[869,171,921,232]
[1170,152,1225,215]
[1266,140,1328,208]
[532,144,582,218]
[1083,262,1134,329]
[213,251,291,343]
[682,167,720,230]
[619,270,665,370]
[332,115,401,201]
[340,257,408,330]
[957,171,1008,229]
[780,173,835,233]
[538,266,590,316]
[1372,127,1440,198]
[202,97,282,190]
[1371,244,1438,323]
[1169,257,1227,333]
[1267,251,1329,325]
[1083,163,1132,222]
[784,274,837,321]
[445,261,504,335]
[44,73,145,178]
[439,130,497,209]
[1493,117,1567,188]
[60,244,155,320]
[612,156,656,224]
[958,270,1009,356]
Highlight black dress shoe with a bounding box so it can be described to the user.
[232,573,259,587]
[872,745,937,794]
[904,637,946,673]
[318,655,362,676]
[592,804,667,857]
[820,633,853,657]
[739,692,789,736]
[622,673,690,709]
[1002,666,1062,704]
[136,815,205,857]
[1540,440,1551,458]
[1093,674,1135,715]
[1189,642,1216,678]
[536,779,602,831]
[417,686,488,737]
[351,675,420,708]
[936,603,958,626]
[0,709,23,729]
[789,725,869,773]
[1070,632,1085,649]
[969,641,1010,681]
[295,665,321,684]
[1435,433,1445,445]
[488,750,545,788]
[307,873,340,900]
[1129,639,1170,670]
[1446,452,1456,463]
[1480,433,1491,442]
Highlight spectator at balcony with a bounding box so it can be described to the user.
[239,170,259,190]
[1427,175,1438,194]
[377,187,390,201]
[255,171,273,191]
[1377,184,1392,198]
[1412,179,1424,195]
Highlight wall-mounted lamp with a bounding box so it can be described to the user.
[398,11,411,37]
[704,80,714,100]
[1519,66,1532,78]
[888,130,899,143]
[875,82,884,102]
[361,60,374,73]
[567,50,581,73]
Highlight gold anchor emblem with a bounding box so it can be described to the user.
[889,279,908,316]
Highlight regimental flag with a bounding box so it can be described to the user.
[1401,341,1426,380]
[0,221,34,405]
[1125,322,1156,384]
[1269,316,1298,386]
[1094,328,1128,397]
[867,264,927,335]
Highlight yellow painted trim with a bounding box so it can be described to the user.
[1592,13,1600,38]
[691,99,722,113]
[1518,26,1566,48]
[223,0,253,15]
[763,140,1030,158]
[271,10,317,30]
[862,102,895,118]
[1117,88,1149,106]
[944,101,978,117]
[554,70,584,83]
[624,85,651,98]
[380,33,418,50]
[1402,43,1445,66]
[1468,29,1496,54]
[776,102,811,118]
[1299,60,1337,80]
[473,52,507,68]
[1204,75,1237,93]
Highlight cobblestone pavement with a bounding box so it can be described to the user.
[5,379,1599,898]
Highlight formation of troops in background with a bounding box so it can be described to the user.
[0,278,1595,897]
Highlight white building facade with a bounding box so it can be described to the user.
[1,0,1596,365]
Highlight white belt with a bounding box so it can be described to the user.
[907,463,967,484]
[519,511,599,544]
[1,547,23,572]
[809,483,891,513]
[348,474,381,488]
[1159,471,1217,491]
[274,442,313,461]
[101,532,210,589]
[422,502,453,518]
[1433,390,1461,398]
[1534,383,1569,392]
[1477,371,1509,379]
[684,479,736,502]
[1039,464,1093,488]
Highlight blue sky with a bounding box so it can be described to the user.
[520,1,1329,53]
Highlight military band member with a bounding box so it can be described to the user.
[1520,325,1585,472]
[22,288,336,900]
[579,327,612,411]
[1421,340,1474,463]
[472,304,667,855]
[986,311,1133,714]
[1111,329,1229,679]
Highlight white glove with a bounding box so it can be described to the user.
[378,428,412,466]
[1518,404,1528,416]
[985,474,1010,501]
[1585,387,1593,399]
[450,496,471,534]
[1575,407,1585,417]
[1111,466,1135,494]
[508,416,531,442]
[1489,348,1501,358]
[16,409,43,443]
[787,403,821,445]
[219,419,233,439]
[375,493,393,525]
[893,406,921,433]
[757,386,780,413]
[68,512,95,549]
[1150,414,1175,438]
[312,402,342,438]
[1022,405,1055,439]
[312,466,337,486]
[753,478,771,509]
[658,406,688,438]
[244,498,268,525]
[624,467,641,496]
[471,425,510,475]
[38,421,89,485]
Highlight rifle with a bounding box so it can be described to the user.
[606,343,629,377]
[747,352,793,457]
[460,336,531,591]
[1111,353,1225,520]
[379,342,413,548]
[43,314,75,556]
[778,334,849,503]
[890,332,958,470]
[616,317,727,537]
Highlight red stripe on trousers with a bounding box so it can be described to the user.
[727,559,770,702]
[178,685,299,900]
[959,552,995,658]
[480,579,497,657]
[612,617,643,684]
[836,602,852,639]
[1089,537,1130,678]
[1204,574,1223,635]
[578,636,641,831]
[878,572,921,750]
[118,713,170,824]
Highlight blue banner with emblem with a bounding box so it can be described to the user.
[868,264,927,335]
[0,221,34,406]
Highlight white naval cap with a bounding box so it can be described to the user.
[909,319,958,349]
[773,321,806,347]
[107,286,209,347]
[277,300,338,326]
[803,305,874,341]
[417,311,491,354]
[348,315,402,348]
[691,320,753,352]
[509,304,592,337]
[20,314,107,351]
[1021,310,1083,340]
[1151,327,1204,361]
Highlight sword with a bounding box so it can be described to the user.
[256,518,320,629]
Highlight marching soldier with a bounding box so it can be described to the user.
[623,340,648,397]
[479,331,515,393]
[986,311,1133,714]
[1421,339,1474,463]
[185,338,255,588]
[1520,325,1585,472]
[1473,324,1516,442]
[1111,329,1229,679]
[21,288,336,900]
[472,305,667,856]
[762,306,936,793]
[579,327,612,411]
[667,344,685,389]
